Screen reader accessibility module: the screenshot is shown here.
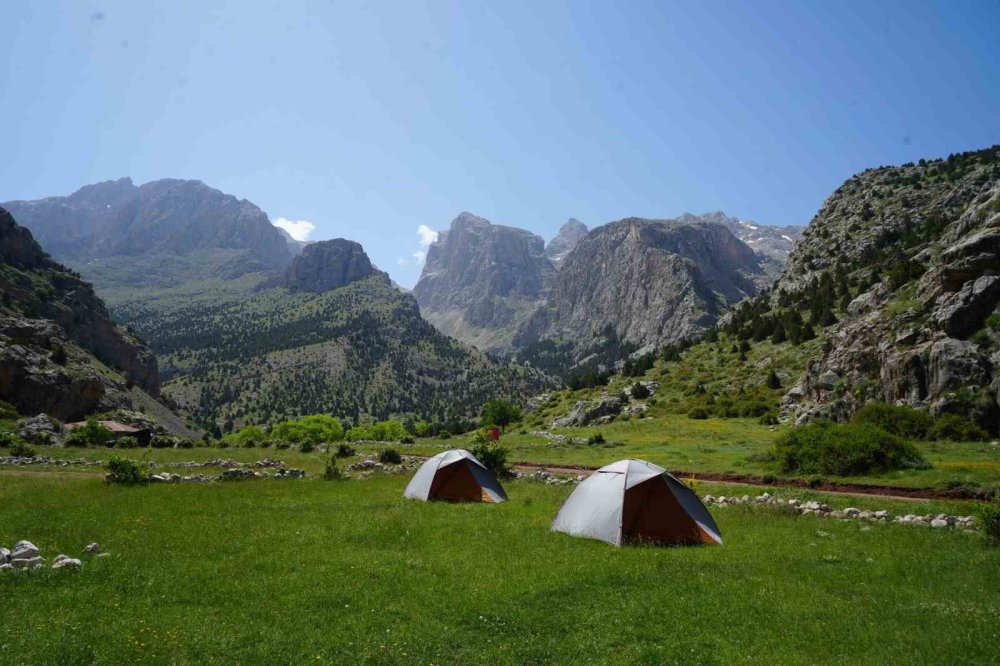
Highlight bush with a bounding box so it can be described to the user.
[979,503,1000,546]
[114,435,140,449]
[437,431,452,440]
[378,448,402,464]
[270,415,344,445]
[852,403,933,439]
[347,420,408,442]
[0,432,22,448]
[758,411,779,425]
[470,442,511,478]
[928,413,989,442]
[105,456,146,485]
[772,422,928,476]
[65,419,114,448]
[10,441,35,458]
[335,442,356,458]
[221,425,268,449]
[151,435,176,449]
[298,441,315,453]
[629,382,651,400]
[323,456,344,481]
[177,438,195,449]
[687,407,709,420]
[587,433,606,445]
[481,399,522,428]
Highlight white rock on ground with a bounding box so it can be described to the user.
[52,555,82,570]
[84,543,102,555]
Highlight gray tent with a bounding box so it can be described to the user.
[551,459,722,546]
[404,449,508,503]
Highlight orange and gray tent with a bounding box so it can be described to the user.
[551,459,721,546]
[404,449,508,503]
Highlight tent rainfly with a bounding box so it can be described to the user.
[404,449,508,503]
[551,459,722,546]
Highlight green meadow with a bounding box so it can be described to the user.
[2,469,999,665]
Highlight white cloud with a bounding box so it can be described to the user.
[273,217,316,242]
[412,250,426,264]
[417,224,438,248]
[396,257,409,267]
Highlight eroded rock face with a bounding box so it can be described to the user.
[781,163,1000,430]
[413,212,555,350]
[282,239,382,293]
[517,218,765,355]
[0,207,160,399]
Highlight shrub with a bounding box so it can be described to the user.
[51,344,68,366]
[437,431,452,440]
[0,432,22,448]
[470,442,511,478]
[758,411,779,425]
[587,433,606,445]
[979,503,1000,546]
[323,456,344,481]
[687,407,709,420]
[66,419,114,448]
[105,456,146,485]
[177,438,195,449]
[114,435,140,449]
[852,403,933,440]
[378,448,402,464]
[335,442,356,458]
[221,425,267,449]
[150,435,175,449]
[772,422,928,476]
[481,399,522,428]
[298,441,315,453]
[629,382,651,400]
[401,436,415,445]
[270,414,344,445]
[10,441,35,458]
[928,413,989,442]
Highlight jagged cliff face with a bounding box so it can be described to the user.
[517,218,766,356]
[545,218,589,268]
[283,239,382,293]
[413,212,555,352]
[0,207,160,420]
[778,146,1000,431]
[4,177,291,274]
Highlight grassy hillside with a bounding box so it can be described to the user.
[1,472,997,664]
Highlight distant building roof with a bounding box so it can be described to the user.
[65,420,148,434]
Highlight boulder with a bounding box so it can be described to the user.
[83,543,102,555]
[11,540,39,560]
[12,556,43,568]
[52,554,82,570]
[16,414,64,444]
[933,275,1000,338]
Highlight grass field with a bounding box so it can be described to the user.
[404,416,1000,492]
[1,470,998,665]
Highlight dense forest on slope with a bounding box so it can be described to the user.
[113,273,555,432]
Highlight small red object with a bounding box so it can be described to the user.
[487,426,500,442]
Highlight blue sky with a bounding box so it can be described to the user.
[2,1,998,286]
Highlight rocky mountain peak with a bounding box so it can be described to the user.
[3,178,291,272]
[515,217,767,364]
[413,212,556,352]
[283,238,382,293]
[546,218,589,267]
